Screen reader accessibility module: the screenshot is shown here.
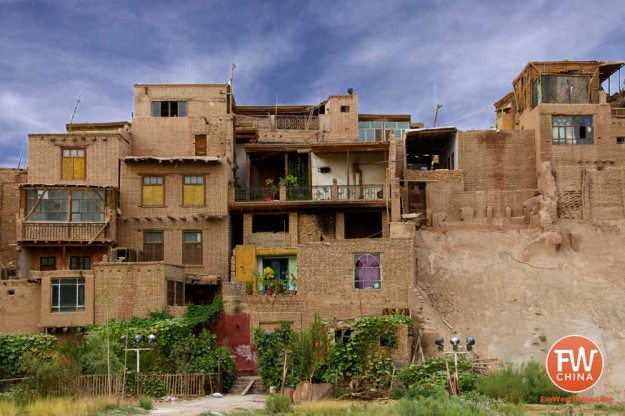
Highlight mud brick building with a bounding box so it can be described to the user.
[1,60,625,370]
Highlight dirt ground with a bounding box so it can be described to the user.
[150,394,266,415]
[416,219,625,401]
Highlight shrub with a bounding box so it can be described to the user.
[139,396,153,410]
[265,393,292,414]
[476,361,572,404]
[398,357,478,393]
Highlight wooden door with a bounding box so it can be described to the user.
[408,182,426,215]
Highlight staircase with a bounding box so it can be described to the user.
[229,376,266,395]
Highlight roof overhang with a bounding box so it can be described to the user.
[19,183,116,189]
[122,156,222,163]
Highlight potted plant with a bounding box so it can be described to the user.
[287,271,298,295]
[257,266,276,295]
[264,179,278,201]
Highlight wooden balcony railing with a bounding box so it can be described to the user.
[20,222,111,242]
[233,184,386,203]
[611,107,625,118]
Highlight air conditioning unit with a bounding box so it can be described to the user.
[111,247,138,262]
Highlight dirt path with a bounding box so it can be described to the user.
[150,394,266,416]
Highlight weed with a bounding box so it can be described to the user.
[265,393,292,414]
[138,396,153,410]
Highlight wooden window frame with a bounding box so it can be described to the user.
[182,230,203,265]
[141,175,165,207]
[70,256,91,270]
[182,175,206,207]
[195,134,207,156]
[143,231,164,261]
[40,256,56,271]
[61,147,86,180]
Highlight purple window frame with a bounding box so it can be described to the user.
[354,253,381,289]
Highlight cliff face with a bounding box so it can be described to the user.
[415,220,625,400]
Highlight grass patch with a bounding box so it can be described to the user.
[138,396,153,410]
[0,396,147,416]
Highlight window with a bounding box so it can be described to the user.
[195,135,207,156]
[617,137,625,144]
[151,101,187,117]
[354,253,381,289]
[26,189,105,222]
[142,176,164,206]
[62,148,86,180]
[552,116,593,145]
[167,280,184,306]
[359,121,410,142]
[252,214,289,233]
[51,278,85,312]
[40,256,56,271]
[144,231,164,261]
[70,256,91,270]
[340,105,350,113]
[183,231,202,265]
[183,176,205,206]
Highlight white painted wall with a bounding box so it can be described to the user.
[311,152,386,186]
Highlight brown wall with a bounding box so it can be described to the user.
[27,133,130,186]
[131,84,232,157]
[226,239,416,330]
[118,161,230,279]
[35,270,95,328]
[0,279,41,333]
[0,169,27,273]
[94,262,185,323]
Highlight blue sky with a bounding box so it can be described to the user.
[1,0,624,167]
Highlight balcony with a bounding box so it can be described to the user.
[231,184,386,208]
[235,114,319,131]
[20,222,112,243]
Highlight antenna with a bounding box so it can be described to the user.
[17,145,25,169]
[229,63,236,87]
[433,103,443,127]
[68,95,81,132]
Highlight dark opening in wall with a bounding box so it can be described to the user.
[252,214,289,233]
[185,285,218,305]
[344,211,382,239]
[231,213,243,248]
[7,289,15,296]
[617,137,625,144]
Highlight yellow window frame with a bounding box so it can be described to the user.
[142,176,165,206]
[62,148,85,180]
[183,175,205,206]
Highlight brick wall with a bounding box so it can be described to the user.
[0,169,26,272]
[38,270,95,328]
[132,84,231,157]
[94,262,185,323]
[118,161,230,279]
[27,133,129,186]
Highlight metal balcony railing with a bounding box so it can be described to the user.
[337,185,385,200]
[234,187,276,202]
[21,222,110,241]
[235,114,319,130]
[233,184,385,203]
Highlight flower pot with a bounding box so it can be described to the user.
[264,289,273,296]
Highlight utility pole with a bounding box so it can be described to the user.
[433,103,443,127]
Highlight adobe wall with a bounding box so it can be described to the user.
[132,84,232,157]
[94,262,185,323]
[0,279,41,333]
[0,169,27,273]
[25,246,109,272]
[402,130,537,224]
[522,104,625,220]
[27,133,130,186]
[458,130,536,192]
[37,270,95,328]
